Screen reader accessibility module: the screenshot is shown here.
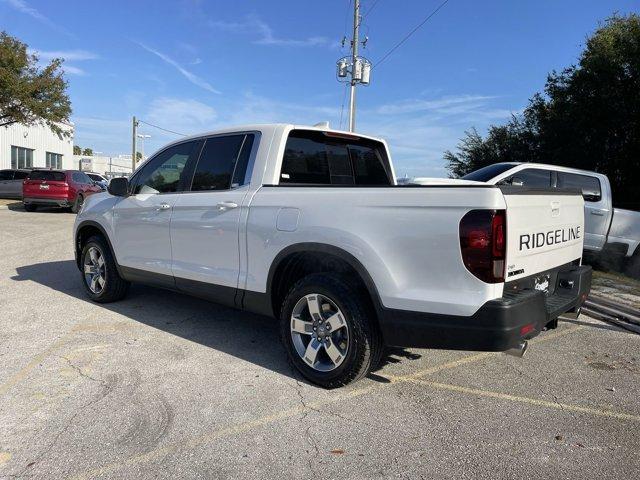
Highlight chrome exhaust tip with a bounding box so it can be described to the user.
[504,341,528,358]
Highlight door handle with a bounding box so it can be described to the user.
[590,210,605,216]
[217,201,238,210]
[157,203,172,211]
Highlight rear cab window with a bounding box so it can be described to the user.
[279,130,392,186]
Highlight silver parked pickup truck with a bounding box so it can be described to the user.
[462,163,640,277]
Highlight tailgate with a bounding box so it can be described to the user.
[23,179,69,198]
[24,171,68,198]
[502,188,584,281]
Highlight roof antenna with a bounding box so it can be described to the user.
[313,121,330,129]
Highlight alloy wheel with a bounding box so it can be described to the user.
[84,246,106,294]
[290,293,350,372]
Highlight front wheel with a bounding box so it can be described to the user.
[80,235,129,303]
[280,273,382,388]
[625,251,640,279]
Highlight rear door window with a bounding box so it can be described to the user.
[280,130,391,185]
[29,171,66,181]
[557,172,601,202]
[13,171,29,180]
[0,170,13,180]
[502,168,551,187]
[189,134,254,191]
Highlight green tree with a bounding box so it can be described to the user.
[73,145,82,155]
[0,32,72,138]
[82,147,93,156]
[444,14,640,209]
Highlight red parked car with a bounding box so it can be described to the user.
[22,170,103,213]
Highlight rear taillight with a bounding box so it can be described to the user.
[459,209,506,283]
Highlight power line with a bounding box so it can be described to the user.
[339,83,349,129]
[341,0,352,49]
[362,0,381,18]
[373,0,451,69]
[138,119,187,137]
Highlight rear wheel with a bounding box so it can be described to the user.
[23,203,36,212]
[72,194,84,213]
[81,235,129,303]
[280,273,382,388]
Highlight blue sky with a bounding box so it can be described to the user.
[1,0,637,176]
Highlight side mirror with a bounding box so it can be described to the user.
[510,177,524,187]
[108,177,129,197]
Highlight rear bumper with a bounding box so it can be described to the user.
[378,264,592,351]
[23,197,71,207]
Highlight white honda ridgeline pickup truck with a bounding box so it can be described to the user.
[74,124,591,388]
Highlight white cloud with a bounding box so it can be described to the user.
[30,49,99,62]
[28,48,98,76]
[137,43,221,94]
[2,0,73,36]
[376,95,497,115]
[61,65,86,76]
[145,97,217,136]
[362,94,519,177]
[210,14,330,47]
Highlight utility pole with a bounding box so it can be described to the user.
[336,0,370,132]
[131,116,138,172]
[348,0,360,132]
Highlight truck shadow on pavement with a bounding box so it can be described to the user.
[11,260,420,386]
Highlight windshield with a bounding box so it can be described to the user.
[462,163,516,182]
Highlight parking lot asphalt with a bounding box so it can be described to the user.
[1,201,639,479]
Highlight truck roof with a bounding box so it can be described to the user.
[163,123,386,147]
[490,162,608,178]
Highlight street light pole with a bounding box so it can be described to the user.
[131,116,138,172]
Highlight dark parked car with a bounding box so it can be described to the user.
[22,170,102,213]
[0,169,31,199]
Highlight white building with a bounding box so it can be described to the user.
[0,121,74,170]
[73,154,133,177]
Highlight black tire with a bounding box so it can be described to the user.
[23,203,37,212]
[72,194,84,214]
[625,250,640,279]
[280,273,382,388]
[80,235,129,303]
